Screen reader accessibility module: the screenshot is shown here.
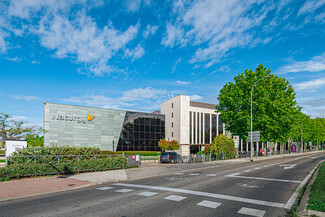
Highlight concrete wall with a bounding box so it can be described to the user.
[44,102,126,151]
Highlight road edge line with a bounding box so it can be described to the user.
[284,159,324,210]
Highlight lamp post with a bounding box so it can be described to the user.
[250,76,270,161]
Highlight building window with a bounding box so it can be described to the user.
[205,113,210,144]
[193,112,196,144]
[172,103,173,108]
[212,114,217,141]
[189,111,192,144]
[172,132,173,137]
[201,113,203,144]
[172,113,173,118]
[172,122,173,128]
[218,115,223,135]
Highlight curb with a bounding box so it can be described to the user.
[297,160,325,216]
[285,159,324,210]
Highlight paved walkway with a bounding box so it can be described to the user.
[0,151,322,202]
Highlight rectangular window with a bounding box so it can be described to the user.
[189,111,192,144]
[172,122,173,128]
[218,115,223,135]
[197,112,199,144]
[205,113,210,144]
[172,103,173,108]
[201,113,203,144]
[193,112,196,144]
[212,114,217,141]
[172,132,173,137]
[172,113,173,118]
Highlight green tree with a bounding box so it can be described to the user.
[158,139,180,151]
[25,136,44,147]
[207,134,235,159]
[0,113,44,140]
[216,64,299,143]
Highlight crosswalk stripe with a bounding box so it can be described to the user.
[238,207,266,217]
[96,187,114,191]
[164,195,186,201]
[115,189,134,193]
[197,200,221,208]
[114,183,285,208]
[137,191,158,197]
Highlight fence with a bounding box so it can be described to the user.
[2,154,127,178]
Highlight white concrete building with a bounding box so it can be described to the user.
[161,95,225,155]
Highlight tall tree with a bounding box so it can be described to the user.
[0,113,43,140]
[216,64,299,143]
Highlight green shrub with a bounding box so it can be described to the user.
[197,151,205,155]
[0,150,5,155]
[1,156,128,180]
[114,151,161,156]
[209,134,235,159]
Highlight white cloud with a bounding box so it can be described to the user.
[31,60,40,64]
[190,94,202,101]
[10,94,40,101]
[124,44,145,61]
[5,57,22,62]
[63,87,169,112]
[295,78,325,91]
[171,58,182,73]
[176,80,191,85]
[143,24,158,39]
[279,52,325,73]
[298,0,325,16]
[162,0,273,67]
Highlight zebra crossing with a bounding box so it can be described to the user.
[96,185,270,216]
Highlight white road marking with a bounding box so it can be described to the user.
[236,183,264,189]
[175,173,183,175]
[228,173,241,176]
[244,170,253,172]
[113,183,285,208]
[137,191,158,197]
[96,187,114,191]
[311,157,317,159]
[206,174,217,176]
[115,189,134,193]
[226,174,301,183]
[197,200,221,208]
[262,166,269,168]
[285,160,325,209]
[238,207,266,217]
[280,164,296,170]
[189,173,200,176]
[164,195,187,201]
[254,167,261,170]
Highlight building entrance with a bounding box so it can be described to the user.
[190,145,201,154]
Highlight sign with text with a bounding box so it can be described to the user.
[233,136,239,148]
[248,131,260,142]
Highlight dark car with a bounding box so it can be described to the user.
[160,152,181,163]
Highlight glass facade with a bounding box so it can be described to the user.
[117,111,165,151]
[218,115,223,135]
[201,113,203,144]
[189,111,192,144]
[212,114,217,141]
[193,112,196,143]
[205,113,210,144]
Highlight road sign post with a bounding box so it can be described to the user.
[233,136,239,158]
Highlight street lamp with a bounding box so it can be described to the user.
[250,76,270,161]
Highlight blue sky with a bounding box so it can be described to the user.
[0,0,325,126]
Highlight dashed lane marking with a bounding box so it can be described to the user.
[164,195,187,202]
[113,183,285,208]
[175,173,184,175]
[197,200,221,209]
[115,189,134,193]
[244,170,253,172]
[262,166,269,168]
[206,174,217,176]
[238,207,266,217]
[96,187,114,191]
[254,167,261,170]
[189,173,200,176]
[137,191,158,197]
[226,174,301,183]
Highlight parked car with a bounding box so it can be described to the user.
[159,152,181,163]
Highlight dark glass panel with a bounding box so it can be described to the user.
[205,113,210,144]
[212,114,217,141]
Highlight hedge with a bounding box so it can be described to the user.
[12,146,100,157]
[0,156,127,180]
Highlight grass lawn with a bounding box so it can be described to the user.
[0,159,5,163]
[307,162,325,212]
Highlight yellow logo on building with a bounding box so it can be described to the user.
[87,114,95,121]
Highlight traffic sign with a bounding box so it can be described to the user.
[131,155,136,160]
[233,136,239,148]
[248,131,260,142]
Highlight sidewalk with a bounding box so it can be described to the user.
[0,151,323,202]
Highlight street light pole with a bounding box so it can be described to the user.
[251,76,270,161]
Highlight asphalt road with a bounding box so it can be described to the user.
[0,152,324,217]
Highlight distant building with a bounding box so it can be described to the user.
[44,95,224,155]
[161,95,224,155]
